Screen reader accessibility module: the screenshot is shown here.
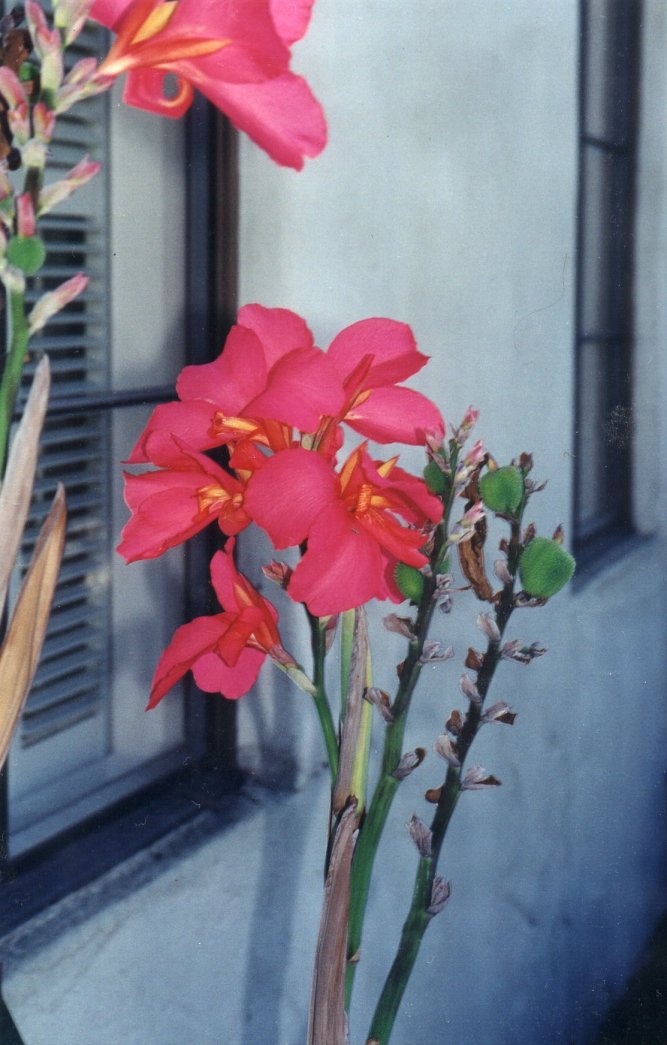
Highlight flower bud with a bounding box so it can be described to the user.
[427,876,451,916]
[481,702,517,725]
[27,272,88,335]
[434,733,460,767]
[383,613,415,639]
[363,686,394,723]
[392,747,426,780]
[461,766,502,791]
[476,612,500,643]
[419,640,454,664]
[459,673,481,705]
[407,814,432,858]
[493,558,512,586]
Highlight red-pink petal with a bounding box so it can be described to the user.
[191,70,326,170]
[90,0,129,30]
[147,613,230,708]
[269,0,315,46]
[176,325,267,411]
[246,347,345,432]
[118,481,207,562]
[193,645,265,699]
[126,401,220,465]
[121,68,193,118]
[237,304,314,368]
[327,318,428,388]
[288,505,390,615]
[346,385,445,446]
[244,447,337,548]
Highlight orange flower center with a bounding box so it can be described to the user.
[197,484,243,515]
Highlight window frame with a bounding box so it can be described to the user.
[0,100,241,929]
[573,0,642,568]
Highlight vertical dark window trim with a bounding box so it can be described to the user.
[0,103,240,921]
[573,0,642,564]
[184,102,240,780]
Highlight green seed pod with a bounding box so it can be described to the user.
[519,537,575,598]
[479,465,524,515]
[395,562,425,603]
[6,236,46,276]
[423,459,446,496]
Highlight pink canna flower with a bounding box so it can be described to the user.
[315,317,445,449]
[147,538,294,705]
[117,438,250,562]
[91,0,326,169]
[245,444,443,615]
[128,305,345,467]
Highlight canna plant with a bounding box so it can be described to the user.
[119,305,575,1043]
[0,2,576,1041]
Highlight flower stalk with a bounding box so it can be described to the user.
[366,496,526,1044]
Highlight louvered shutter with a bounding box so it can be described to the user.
[8,23,189,854]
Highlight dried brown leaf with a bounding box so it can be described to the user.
[0,355,50,621]
[0,485,66,770]
[307,798,358,1045]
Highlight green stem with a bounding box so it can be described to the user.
[366,859,432,1044]
[345,517,452,1005]
[0,288,29,477]
[366,517,524,1044]
[307,609,339,783]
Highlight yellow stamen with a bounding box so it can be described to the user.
[132,1,176,43]
[197,484,242,514]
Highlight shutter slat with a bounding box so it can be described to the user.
[15,21,112,748]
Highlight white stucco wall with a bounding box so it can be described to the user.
[5,3,667,1045]
[233,1,667,1043]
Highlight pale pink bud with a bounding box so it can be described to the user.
[65,57,99,87]
[261,560,292,588]
[26,0,50,38]
[464,438,486,468]
[54,0,95,43]
[476,612,501,643]
[392,748,426,781]
[407,814,432,858]
[28,272,88,335]
[448,501,485,544]
[383,613,415,639]
[0,66,27,109]
[481,702,517,725]
[21,139,48,169]
[8,102,30,145]
[427,876,451,916]
[434,733,461,767]
[501,640,547,665]
[419,640,454,664]
[56,60,109,114]
[38,155,101,216]
[459,673,481,705]
[461,765,502,791]
[0,260,26,294]
[460,406,479,432]
[33,103,56,144]
[16,194,36,237]
[40,48,65,95]
[363,686,394,723]
[493,559,512,585]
